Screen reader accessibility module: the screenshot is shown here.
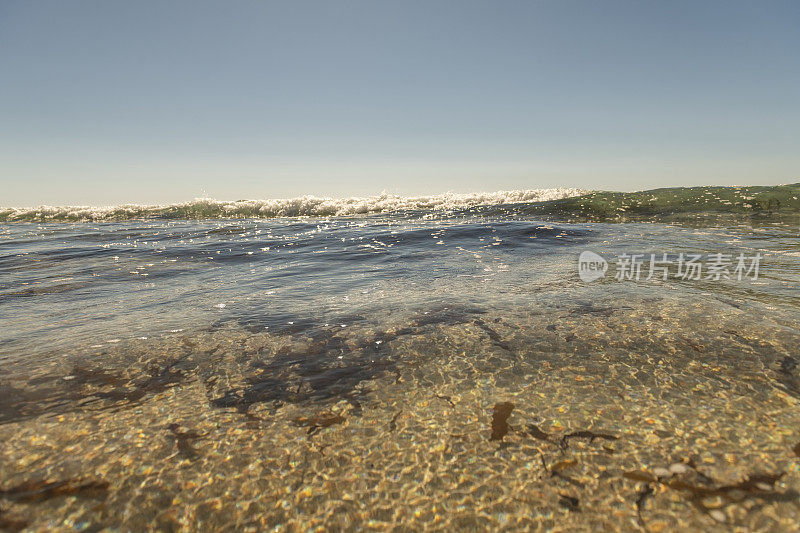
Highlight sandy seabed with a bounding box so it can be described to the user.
[2,292,799,532]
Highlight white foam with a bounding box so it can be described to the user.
[0,188,588,222]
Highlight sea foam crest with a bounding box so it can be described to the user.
[0,188,587,222]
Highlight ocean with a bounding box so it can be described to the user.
[1,184,799,530]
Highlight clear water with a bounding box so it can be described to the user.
[1,203,799,530]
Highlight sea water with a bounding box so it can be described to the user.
[1,185,799,530]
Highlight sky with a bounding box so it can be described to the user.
[1,0,799,206]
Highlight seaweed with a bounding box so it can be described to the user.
[0,508,27,532]
[684,457,714,484]
[209,332,399,415]
[292,411,346,436]
[67,366,126,388]
[558,493,580,512]
[667,472,796,511]
[523,423,618,450]
[290,449,312,491]
[539,453,584,488]
[635,484,654,528]
[560,430,618,449]
[167,424,206,460]
[342,393,364,416]
[776,355,800,396]
[210,375,290,413]
[780,355,798,374]
[568,304,616,317]
[526,424,550,442]
[623,468,798,518]
[80,359,188,408]
[0,479,109,503]
[226,305,485,337]
[0,382,34,425]
[685,339,704,352]
[388,409,403,432]
[410,305,486,328]
[489,402,514,441]
[473,319,511,351]
[0,375,119,425]
[434,394,456,409]
[209,306,491,416]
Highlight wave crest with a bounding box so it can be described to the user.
[0,189,587,222]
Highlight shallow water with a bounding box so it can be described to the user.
[1,203,800,530]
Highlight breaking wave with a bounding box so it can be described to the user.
[0,188,586,222]
[2,183,798,223]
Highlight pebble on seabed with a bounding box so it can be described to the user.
[709,509,726,522]
[668,463,689,474]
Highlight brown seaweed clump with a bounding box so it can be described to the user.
[490,402,514,441]
[0,478,109,531]
[624,467,797,521]
[0,479,109,503]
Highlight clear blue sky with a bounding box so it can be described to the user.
[1,0,798,206]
